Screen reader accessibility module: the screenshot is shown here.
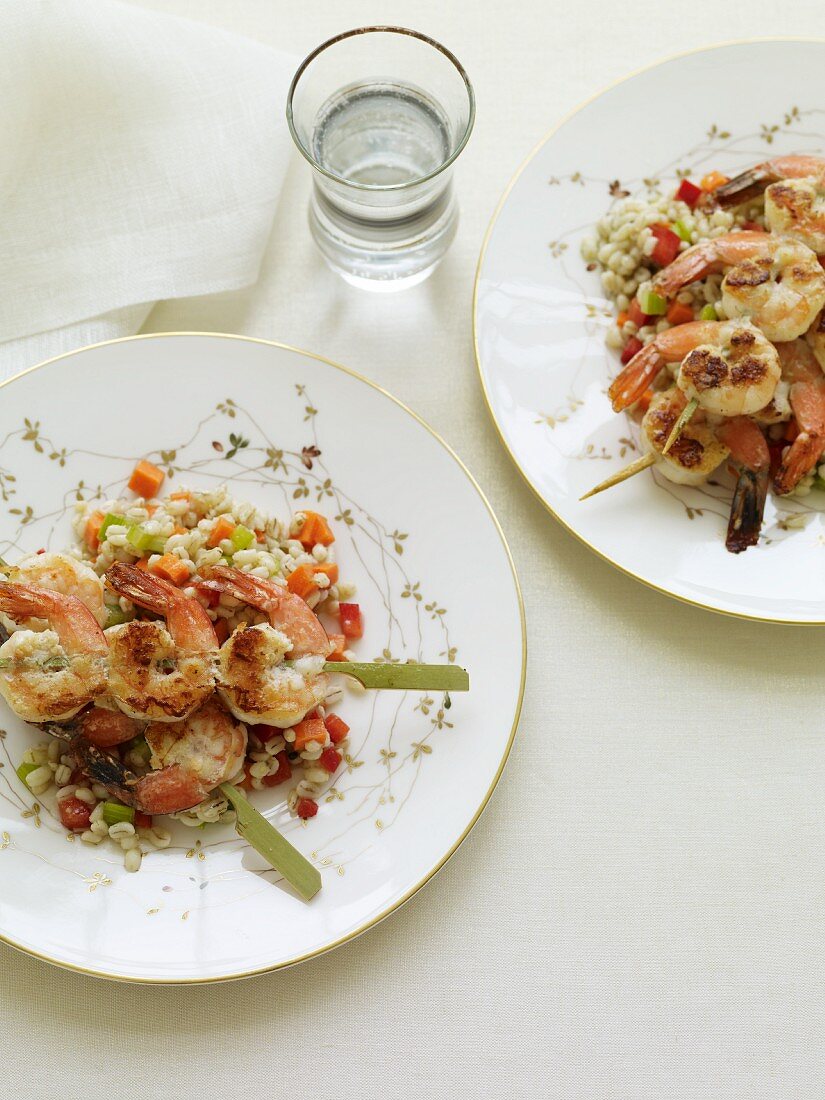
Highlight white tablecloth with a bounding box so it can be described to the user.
[4,4,825,1099]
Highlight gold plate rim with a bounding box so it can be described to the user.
[472,36,825,627]
[0,331,527,984]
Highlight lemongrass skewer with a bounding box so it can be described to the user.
[661,397,699,456]
[579,452,656,500]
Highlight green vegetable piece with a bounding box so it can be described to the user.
[98,513,129,542]
[219,784,322,902]
[316,662,470,692]
[230,525,255,551]
[104,604,129,628]
[700,304,718,321]
[16,761,39,786]
[639,289,667,316]
[673,220,692,243]
[101,801,135,826]
[126,524,167,554]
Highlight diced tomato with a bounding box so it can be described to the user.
[338,602,363,640]
[627,298,650,328]
[620,336,644,365]
[58,797,92,832]
[135,811,153,830]
[262,751,292,787]
[296,797,318,820]
[323,713,350,745]
[650,224,681,267]
[700,170,729,193]
[674,179,702,209]
[319,747,342,774]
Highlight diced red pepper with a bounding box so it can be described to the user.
[253,724,281,744]
[620,336,644,365]
[135,811,153,830]
[319,747,342,774]
[338,602,363,640]
[262,751,292,787]
[323,713,350,745]
[675,179,702,209]
[627,298,651,328]
[650,224,681,267]
[58,797,92,832]
[296,797,318,820]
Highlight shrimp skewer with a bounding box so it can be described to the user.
[773,340,825,494]
[652,232,825,343]
[609,320,779,415]
[65,697,247,814]
[0,584,108,722]
[208,566,331,728]
[713,155,825,209]
[105,563,218,722]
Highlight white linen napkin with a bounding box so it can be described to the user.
[0,0,297,378]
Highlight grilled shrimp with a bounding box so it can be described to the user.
[209,566,331,728]
[653,232,825,342]
[765,177,825,255]
[105,563,217,722]
[773,339,825,494]
[714,155,825,209]
[608,320,779,414]
[78,705,145,748]
[71,697,246,814]
[641,388,729,486]
[4,552,107,627]
[0,584,108,722]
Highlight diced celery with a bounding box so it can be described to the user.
[126,524,167,554]
[98,513,129,542]
[230,525,255,551]
[16,761,38,786]
[673,220,692,242]
[639,290,667,316]
[101,801,135,826]
[700,304,718,321]
[104,604,129,628]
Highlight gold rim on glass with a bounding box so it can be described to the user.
[473,36,825,628]
[0,331,526,983]
[286,25,476,192]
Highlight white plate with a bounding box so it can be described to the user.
[0,333,524,982]
[475,39,825,623]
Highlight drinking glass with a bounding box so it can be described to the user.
[286,26,475,291]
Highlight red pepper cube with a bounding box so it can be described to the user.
[649,224,681,267]
[620,336,644,365]
[627,298,650,328]
[319,747,342,774]
[134,811,153,830]
[324,713,350,745]
[674,179,702,209]
[296,797,318,820]
[58,797,93,832]
[338,602,363,640]
[263,751,292,787]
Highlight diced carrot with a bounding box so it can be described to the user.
[666,301,694,326]
[128,459,165,499]
[207,516,236,548]
[616,311,629,328]
[292,716,328,752]
[314,561,339,585]
[135,558,151,572]
[168,490,191,502]
[286,563,318,600]
[172,524,187,536]
[634,389,655,414]
[700,170,729,193]
[297,511,335,549]
[213,618,230,645]
[145,503,158,516]
[627,299,650,327]
[150,554,190,586]
[84,510,105,552]
[326,633,347,661]
[254,529,267,543]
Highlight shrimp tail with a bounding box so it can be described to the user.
[608,344,665,412]
[70,735,140,805]
[653,245,715,297]
[773,431,823,494]
[725,465,768,553]
[208,565,273,609]
[714,166,776,209]
[105,562,176,615]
